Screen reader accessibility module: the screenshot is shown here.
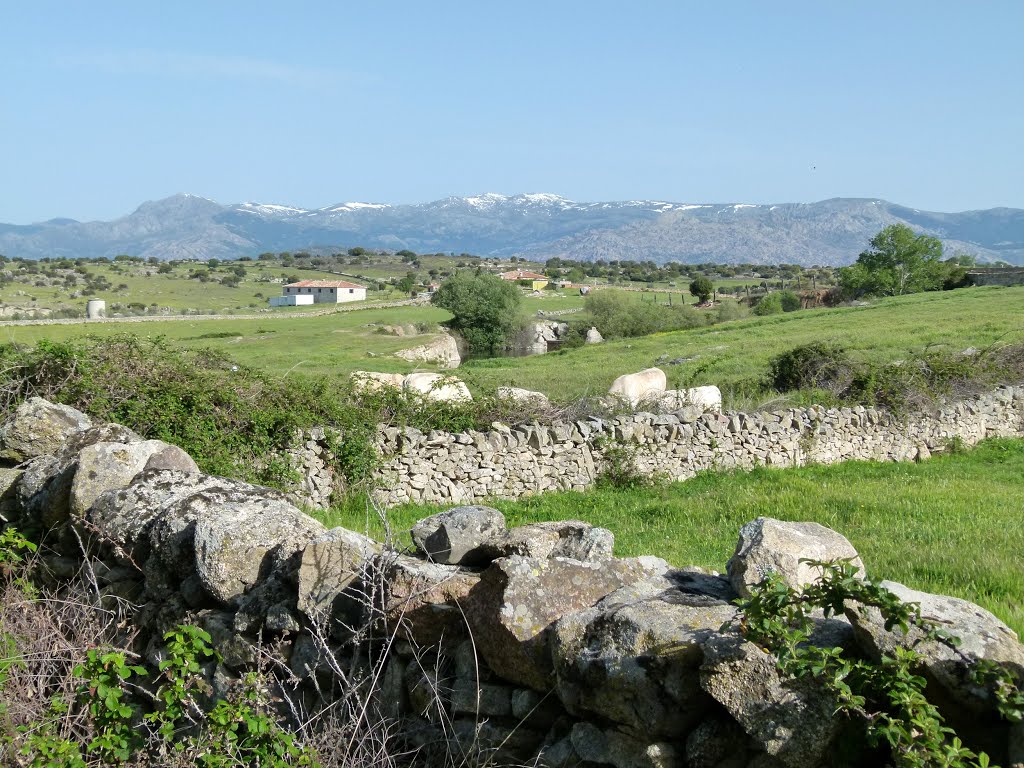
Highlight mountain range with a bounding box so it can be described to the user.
[2,193,1022,266]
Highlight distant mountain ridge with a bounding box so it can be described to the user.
[2,193,1022,266]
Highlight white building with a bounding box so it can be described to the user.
[268,294,315,307]
[275,279,368,305]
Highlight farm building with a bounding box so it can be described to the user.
[499,269,549,290]
[275,280,367,305]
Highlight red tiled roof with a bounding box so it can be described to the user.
[499,270,548,280]
[285,280,365,289]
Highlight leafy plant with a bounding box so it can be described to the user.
[735,559,1023,768]
[73,649,147,763]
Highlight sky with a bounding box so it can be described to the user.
[2,1,1022,223]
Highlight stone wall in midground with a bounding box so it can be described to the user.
[358,386,1024,507]
[1,397,1023,768]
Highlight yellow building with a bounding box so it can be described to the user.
[499,269,549,291]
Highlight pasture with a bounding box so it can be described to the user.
[0,286,1020,407]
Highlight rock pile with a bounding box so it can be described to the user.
[1,398,1021,767]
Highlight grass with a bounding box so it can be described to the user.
[1,285,1020,403]
[0,260,408,315]
[460,285,1024,405]
[323,438,1024,636]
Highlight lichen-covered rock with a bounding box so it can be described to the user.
[192,494,325,604]
[296,527,380,617]
[0,397,92,462]
[467,555,657,691]
[845,580,1024,713]
[15,423,146,528]
[69,439,198,516]
[351,370,406,393]
[570,722,680,768]
[553,571,738,737]
[727,517,865,598]
[88,471,234,563]
[700,634,840,768]
[411,505,506,565]
[481,520,615,562]
[379,553,480,643]
[685,717,751,768]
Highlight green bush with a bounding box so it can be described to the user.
[778,290,801,312]
[736,559,1023,768]
[752,293,783,316]
[581,291,707,340]
[768,342,854,394]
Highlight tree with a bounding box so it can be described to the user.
[689,276,714,304]
[430,273,523,354]
[839,224,945,298]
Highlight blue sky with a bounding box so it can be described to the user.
[2,1,1022,223]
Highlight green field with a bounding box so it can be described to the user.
[1,286,1021,406]
[325,439,1024,636]
[462,285,1024,405]
[0,259,411,316]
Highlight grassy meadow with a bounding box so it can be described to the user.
[324,438,1024,636]
[0,285,1020,404]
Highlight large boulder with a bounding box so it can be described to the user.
[609,368,667,408]
[378,553,480,643]
[88,471,240,563]
[845,580,1024,713]
[479,520,615,562]
[553,571,738,737]
[727,517,865,598]
[467,555,657,691]
[296,527,380,618]
[585,327,604,344]
[394,333,461,369]
[700,634,841,768]
[411,505,507,565]
[403,372,472,403]
[69,439,198,516]
[192,495,326,605]
[651,386,723,414]
[0,397,93,462]
[15,423,144,528]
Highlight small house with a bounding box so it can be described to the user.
[499,269,549,291]
[274,279,367,305]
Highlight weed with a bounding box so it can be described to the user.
[735,559,1023,767]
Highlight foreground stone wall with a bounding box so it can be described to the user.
[1,397,1022,767]
[359,387,1024,507]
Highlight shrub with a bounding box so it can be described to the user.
[715,299,748,323]
[778,289,801,312]
[768,342,854,394]
[752,293,783,316]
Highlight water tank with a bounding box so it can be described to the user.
[86,299,106,320]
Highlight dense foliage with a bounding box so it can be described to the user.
[767,340,1024,412]
[737,560,1022,767]
[579,290,706,339]
[839,224,965,298]
[430,272,524,354]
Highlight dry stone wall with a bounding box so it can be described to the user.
[352,387,1024,507]
[1,397,1022,767]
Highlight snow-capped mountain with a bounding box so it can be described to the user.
[1,193,1022,265]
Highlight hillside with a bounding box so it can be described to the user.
[2,194,1023,266]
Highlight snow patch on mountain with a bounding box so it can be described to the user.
[237,202,310,216]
